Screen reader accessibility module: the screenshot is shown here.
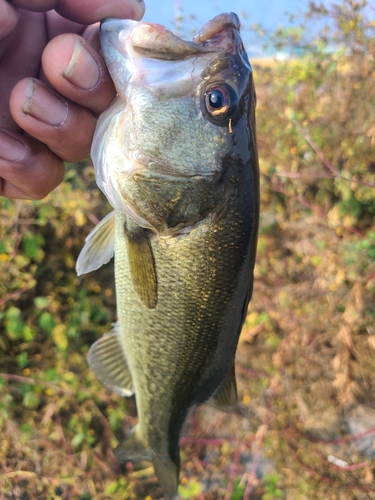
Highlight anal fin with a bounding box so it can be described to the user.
[115,425,151,462]
[124,218,158,309]
[87,322,134,397]
[209,365,237,411]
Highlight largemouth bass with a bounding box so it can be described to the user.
[77,12,259,498]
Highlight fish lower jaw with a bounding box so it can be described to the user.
[117,156,219,179]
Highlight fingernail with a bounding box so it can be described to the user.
[63,39,100,90]
[0,130,27,162]
[23,79,68,126]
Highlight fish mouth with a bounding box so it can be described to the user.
[100,13,244,62]
[99,14,250,100]
[101,18,209,60]
[116,155,218,180]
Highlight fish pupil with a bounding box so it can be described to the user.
[204,84,237,122]
[209,90,224,109]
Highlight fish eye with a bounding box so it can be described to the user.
[204,84,237,119]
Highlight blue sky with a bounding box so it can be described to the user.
[142,1,374,56]
[142,0,329,55]
[143,0,306,32]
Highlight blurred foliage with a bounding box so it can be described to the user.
[257,0,375,240]
[0,1,375,498]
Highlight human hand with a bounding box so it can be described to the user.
[0,0,145,199]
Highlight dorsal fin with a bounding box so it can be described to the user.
[76,211,115,276]
[124,218,158,309]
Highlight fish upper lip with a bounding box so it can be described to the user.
[100,14,244,61]
[101,18,211,61]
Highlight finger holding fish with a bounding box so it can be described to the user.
[0,0,145,199]
[2,32,114,198]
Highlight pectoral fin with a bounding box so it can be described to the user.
[124,219,158,309]
[76,211,115,276]
[209,365,237,410]
[87,322,134,397]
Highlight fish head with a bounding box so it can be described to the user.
[92,13,257,234]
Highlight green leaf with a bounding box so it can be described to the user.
[178,479,201,498]
[20,423,32,433]
[104,482,118,495]
[45,368,59,382]
[17,352,28,369]
[34,296,51,309]
[22,233,44,261]
[5,306,21,320]
[38,312,55,334]
[230,479,245,500]
[108,408,124,432]
[5,307,24,339]
[71,432,84,448]
[22,326,35,342]
[23,392,40,410]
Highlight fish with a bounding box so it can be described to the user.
[76,12,259,498]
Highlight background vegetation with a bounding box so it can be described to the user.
[1,1,374,498]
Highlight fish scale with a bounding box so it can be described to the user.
[114,181,255,453]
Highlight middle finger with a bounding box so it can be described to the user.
[41,33,115,116]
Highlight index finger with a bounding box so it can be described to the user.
[0,1,19,39]
[10,0,145,24]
